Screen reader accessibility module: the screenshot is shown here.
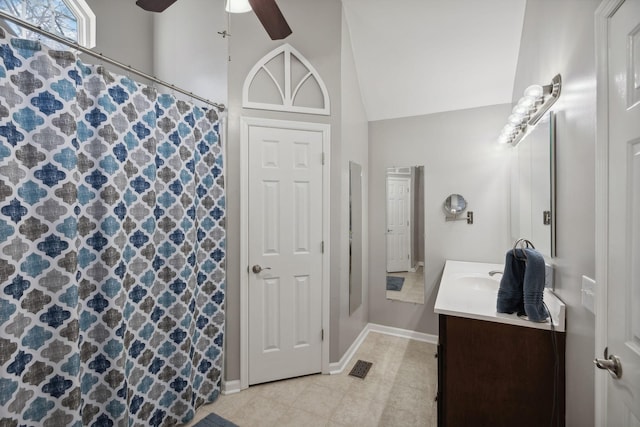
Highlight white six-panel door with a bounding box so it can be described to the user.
[244,122,325,385]
[599,0,640,424]
[386,176,411,273]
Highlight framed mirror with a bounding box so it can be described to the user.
[510,111,556,257]
[385,166,425,304]
[349,161,363,314]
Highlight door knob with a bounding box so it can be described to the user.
[252,265,271,274]
[594,347,622,379]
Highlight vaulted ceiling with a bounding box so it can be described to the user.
[341,0,526,121]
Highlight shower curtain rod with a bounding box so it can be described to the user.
[0,10,225,111]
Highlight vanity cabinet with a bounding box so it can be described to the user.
[437,314,565,427]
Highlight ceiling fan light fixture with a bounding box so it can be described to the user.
[225,0,252,13]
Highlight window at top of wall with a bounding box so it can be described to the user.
[0,0,95,48]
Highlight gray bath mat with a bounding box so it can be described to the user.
[386,276,405,291]
[193,412,238,427]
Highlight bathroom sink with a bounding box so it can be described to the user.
[448,274,500,292]
[434,260,566,332]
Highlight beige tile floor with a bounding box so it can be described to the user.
[386,267,425,304]
[186,332,437,427]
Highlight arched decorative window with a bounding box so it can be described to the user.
[0,0,96,48]
[243,44,330,115]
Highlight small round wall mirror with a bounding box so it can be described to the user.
[444,194,467,215]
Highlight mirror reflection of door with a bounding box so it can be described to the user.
[385,166,425,304]
[386,175,411,272]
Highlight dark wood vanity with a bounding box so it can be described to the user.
[437,314,566,427]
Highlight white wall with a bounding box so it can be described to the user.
[85,0,154,74]
[513,1,599,426]
[338,10,369,356]
[86,0,227,105]
[153,0,228,104]
[368,104,512,334]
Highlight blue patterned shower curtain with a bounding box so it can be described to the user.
[0,28,226,426]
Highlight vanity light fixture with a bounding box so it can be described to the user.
[498,74,562,146]
[225,0,252,13]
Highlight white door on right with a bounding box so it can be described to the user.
[602,0,640,423]
[386,176,410,273]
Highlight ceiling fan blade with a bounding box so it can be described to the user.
[248,0,292,40]
[136,0,177,12]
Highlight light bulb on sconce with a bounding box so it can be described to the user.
[497,134,511,144]
[508,113,526,125]
[496,74,562,146]
[225,0,252,13]
[516,96,536,110]
[524,84,544,98]
[505,122,518,131]
[512,104,530,116]
[500,122,523,144]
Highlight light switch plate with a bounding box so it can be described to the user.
[582,275,596,314]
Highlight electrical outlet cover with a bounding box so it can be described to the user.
[581,275,596,314]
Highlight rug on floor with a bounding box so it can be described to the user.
[386,275,405,291]
[193,412,239,427]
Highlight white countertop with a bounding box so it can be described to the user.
[434,260,566,332]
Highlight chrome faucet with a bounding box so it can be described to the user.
[488,270,503,277]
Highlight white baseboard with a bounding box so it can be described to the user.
[328,325,370,375]
[328,323,438,375]
[409,261,424,273]
[221,379,241,395]
[367,323,438,344]
[228,323,438,384]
